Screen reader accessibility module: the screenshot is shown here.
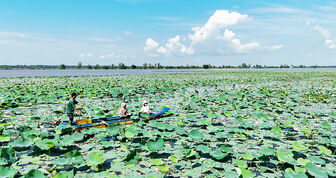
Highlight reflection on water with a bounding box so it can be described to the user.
[1,68,336,78]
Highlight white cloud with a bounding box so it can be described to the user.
[313,25,336,49]
[79,52,94,58]
[189,10,248,43]
[268,45,284,50]
[144,10,261,57]
[156,35,194,57]
[313,25,330,38]
[144,38,159,51]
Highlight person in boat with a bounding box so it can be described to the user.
[138,100,150,116]
[119,102,131,118]
[66,93,83,125]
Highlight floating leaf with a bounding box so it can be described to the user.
[146,138,164,152]
[189,129,204,141]
[305,163,328,178]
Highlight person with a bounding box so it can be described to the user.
[138,100,150,116]
[66,93,82,125]
[119,102,131,117]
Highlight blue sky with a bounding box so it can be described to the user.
[0,0,335,66]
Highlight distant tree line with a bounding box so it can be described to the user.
[1,62,336,70]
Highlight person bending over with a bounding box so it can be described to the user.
[66,93,82,125]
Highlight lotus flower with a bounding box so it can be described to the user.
[94,137,97,140]
[271,133,274,137]
[154,167,160,173]
[293,127,299,131]
[221,117,226,121]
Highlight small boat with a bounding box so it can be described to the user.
[59,107,170,129]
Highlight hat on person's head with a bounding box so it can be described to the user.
[71,93,78,97]
[121,102,126,107]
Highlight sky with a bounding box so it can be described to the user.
[0,0,336,66]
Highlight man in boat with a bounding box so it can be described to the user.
[138,100,150,116]
[66,93,83,125]
[119,102,132,118]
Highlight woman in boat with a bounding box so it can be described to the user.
[119,102,131,118]
[138,100,150,116]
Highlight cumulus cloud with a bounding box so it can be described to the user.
[313,25,336,49]
[189,10,248,43]
[144,10,261,57]
[144,38,159,51]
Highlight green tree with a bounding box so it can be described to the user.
[77,62,82,69]
[59,64,66,69]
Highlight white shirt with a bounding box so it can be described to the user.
[140,105,149,113]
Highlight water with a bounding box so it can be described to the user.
[0,68,336,78]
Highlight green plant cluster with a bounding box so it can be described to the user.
[0,71,336,177]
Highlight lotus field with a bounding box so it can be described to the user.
[1,71,336,178]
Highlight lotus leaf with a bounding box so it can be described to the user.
[9,138,33,148]
[305,163,328,178]
[276,151,295,163]
[240,168,253,178]
[65,150,84,165]
[157,165,169,173]
[292,141,307,152]
[24,170,46,178]
[0,166,17,178]
[86,152,104,167]
[211,150,226,160]
[317,145,332,155]
[146,138,164,152]
[106,125,120,136]
[189,129,203,141]
[54,158,70,166]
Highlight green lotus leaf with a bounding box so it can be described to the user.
[189,129,204,141]
[307,156,325,165]
[240,168,253,178]
[71,132,84,142]
[297,158,311,166]
[0,148,16,166]
[151,159,163,166]
[59,135,74,147]
[317,145,332,155]
[259,147,275,156]
[54,158,70,166]
[305,163,328,178]
[242,153,254,160]
[220,145,232,153]
[24,170,46,178]
[157,165,169,173]
[196,145,211,153]
[106,125,120,136]
[65,150,84,165]
[0,135,10,142]
[234,159,248,168]
[284,171,308,178]
[146,138,164,152]
[292,141,307,152]
[54,171,73,178]
[321,122,331,131]
[276,151,295,163]
[169,156,178,164]
[0,166,17,178]
[300,128,311,137]
[86,152,104,167]
[211,150,226,160]
[9,138,33,148]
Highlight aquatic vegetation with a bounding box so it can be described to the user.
[0,71,336,177]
